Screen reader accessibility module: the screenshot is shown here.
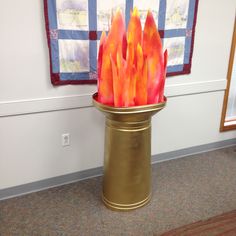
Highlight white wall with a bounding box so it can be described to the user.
[226,47,236,119]
[0,0,236,189]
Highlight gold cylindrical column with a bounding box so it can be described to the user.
[93,93,166,211]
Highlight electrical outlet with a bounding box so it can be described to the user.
[62,133,70,146]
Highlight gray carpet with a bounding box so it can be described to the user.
[0,146,236,235]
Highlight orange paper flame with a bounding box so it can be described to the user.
[97,8,168,107]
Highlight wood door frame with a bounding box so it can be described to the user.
[220,17,236,132]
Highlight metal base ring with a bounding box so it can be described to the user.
[102,193,151,211]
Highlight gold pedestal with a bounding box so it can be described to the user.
[93,93,166,211]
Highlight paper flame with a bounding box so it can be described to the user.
[97,8,168,107]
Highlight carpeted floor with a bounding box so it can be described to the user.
[0,146,236,235]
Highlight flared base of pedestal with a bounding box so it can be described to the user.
[102,193,151,211]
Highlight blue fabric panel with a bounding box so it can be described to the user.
[126,0,133,27]
[89,0,97,31]
[187,0,196,29]
[48,0,58,29]
[51,39,60,73]
[164,29,187,38]
[167,65,184,73]
[97,31,103,40]
[59,30,89,40]
[158,0,166,30]
[90,40,97,72]
[60,72,90,81]
[184,36,192,64]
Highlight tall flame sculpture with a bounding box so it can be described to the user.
[97,8,167,107]
[93,8,167,211]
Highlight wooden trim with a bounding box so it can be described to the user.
[221,124,236,132]
[220,17,236,132]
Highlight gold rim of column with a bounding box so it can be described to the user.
[92,93,166,114]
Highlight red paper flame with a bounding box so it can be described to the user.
[98,8,168,107]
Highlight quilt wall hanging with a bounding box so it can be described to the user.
[44,0,199,85]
